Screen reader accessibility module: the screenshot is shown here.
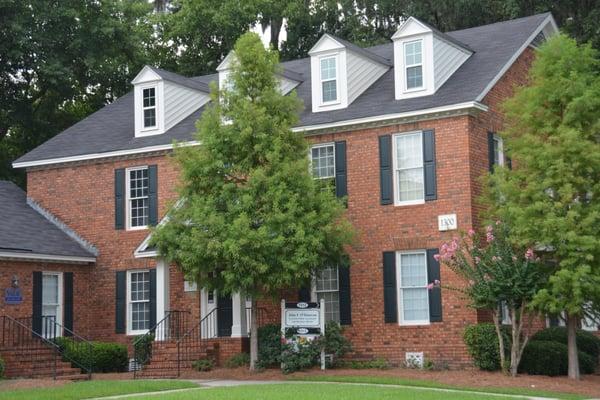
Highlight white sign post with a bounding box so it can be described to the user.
[281,299,326,370]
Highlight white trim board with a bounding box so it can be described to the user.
[0,251,95,264]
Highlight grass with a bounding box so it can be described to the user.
[0,379,198,400]
[127,383,526,399]
[289,375,587,400]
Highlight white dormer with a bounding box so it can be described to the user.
[217,51,302,95]
[309,34,391,113]
[392,17,472,100]
[132,66,210,138]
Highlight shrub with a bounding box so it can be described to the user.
[319,321,352,368]
[133,334,155,365]
[192,358,214,372]
[519,340,596,376]
[0,356,4,378]
[463,323,511,371]
[280,340,320,374]
[531,327,600,360]
[224,352,250,368]
[56,338,128,373]
[256,324,282,369]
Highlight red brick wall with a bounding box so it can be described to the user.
[0,260,92,337]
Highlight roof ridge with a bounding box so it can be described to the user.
[446,12,551,35]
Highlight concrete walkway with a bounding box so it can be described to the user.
[89,379,576,400]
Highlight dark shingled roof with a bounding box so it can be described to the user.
[149,66,210,92]
[0,181,95,260]
[326,34,393,66]
[15,13,550,166]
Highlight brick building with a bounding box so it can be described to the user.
[3,13,589,377]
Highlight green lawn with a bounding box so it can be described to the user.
[0,380,198,400]
[289,376,586,400]
[126,383,540,400]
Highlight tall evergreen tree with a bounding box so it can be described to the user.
[151,32,354,370]
[486,34,600,379]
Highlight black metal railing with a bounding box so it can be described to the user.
[176,308,218,376]
[0,315,92,379]
[133,310,190,378]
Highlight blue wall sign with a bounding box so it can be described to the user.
[5,287,23,305]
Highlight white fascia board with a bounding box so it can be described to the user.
[217,51,235,72]
[476,13,558,102]
[13,141,200,169]
[0,252,96,264]
[308,34,345,55]
[392,17,432,40]
[131,66,162,85]
[293,101,488,133]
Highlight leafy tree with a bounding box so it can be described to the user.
[486,34,600,379]
[438,222,547,376]
[0,0,153,186]
[151,32,353,370]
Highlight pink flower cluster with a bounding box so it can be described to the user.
[486,225,494,242]
[434,238,458,262]
[427,279,441,290]
[525,248,535,261]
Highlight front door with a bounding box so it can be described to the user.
[42,272,62,339]
[217,295,233,337]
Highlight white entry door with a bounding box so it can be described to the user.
[42,272,63,338]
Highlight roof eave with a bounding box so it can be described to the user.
[0,251,96,264]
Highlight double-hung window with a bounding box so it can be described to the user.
[492,134,504,166]
[127,167,149,229]
[128,270,150,334]
[142,87,157,129]
[404,40,423,90]
[393,131,424,205]
[320,56,338,104]
[397,251,429,325]
[311,143,335,179]
[315,266,340,323]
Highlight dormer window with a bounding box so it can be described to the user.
[142,87,157,128]
[320,56,339,103]
[404,40,423,90]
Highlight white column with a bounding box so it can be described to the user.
[155,259,170,340]
[230,292,247,337]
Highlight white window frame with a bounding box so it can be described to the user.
[184,280,198,292]
[127,269,151,335]
[310,143,336,180]
[397,250,430,326]
[404,39,424,92]
[312,266,341,324]
[319,55,340,106]
[492,134,505,166]
[126,166,149,231]
[141,85,158,131]
[500,301,512,325]
[42,272,63,338]
[392,130,425,206]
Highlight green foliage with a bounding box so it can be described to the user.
[257,324,283,368]
[337,358,390,370]
[0,356,4,378]
[463,323,511,371]
[192,358,214,372]
[133,334,155,365]
[55,337,128,373]
[531,327,600,360]
[280,340,321,374]
[519,341,596,376]
[224,352,251,368]
[319,321,352,367]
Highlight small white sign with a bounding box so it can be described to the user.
[284,309,320,327]
[438,214,457,231]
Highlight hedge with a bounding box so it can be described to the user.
[531,327,600,360]
[463,323,511,371]
[519,340,596,376]
[55,337,128,373]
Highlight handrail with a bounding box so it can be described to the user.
[176,308,218,376]
[51,319,94,379]
[133,310,190,378]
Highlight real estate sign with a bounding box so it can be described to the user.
[281,299,326,369]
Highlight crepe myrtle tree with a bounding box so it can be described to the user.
[485,34,600,379]
[437,222,547,376]
[151,32,354,371]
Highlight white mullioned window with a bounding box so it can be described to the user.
[127,166,149,229]
[404,40,423,90]
[315,266,340,323]
[142,87,157,128]
[311,143,335,179]
[128,270,150,334]
[397,251,430,325]
[493,134,504,166]
[320,56,339,104]
[393,131,424,205]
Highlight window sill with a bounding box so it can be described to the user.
[127,329,150,336]
[394,199,425,207]
[398,321,431,327]
[126,226,149,232]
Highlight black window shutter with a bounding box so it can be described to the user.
[427,249,443,322]
[338,263,352,325]
[149,269,157,329]
[383,251,397,323]
[549,316,560,327]
[506,157,512,170]
[115,271,126,334]
[148,165,158,226]
[115,169,125,229]
[63,272,74,336]
[298,287,311,302]
[422,129,437,201]
[32,271,42,336]
[379,135,393,205]
[334,141,347,198]
[487,131,496,173]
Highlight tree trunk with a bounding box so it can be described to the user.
[249,299,259,371]
[509,306,519,377]
[566,313,580,380]
[492,311,507,374]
